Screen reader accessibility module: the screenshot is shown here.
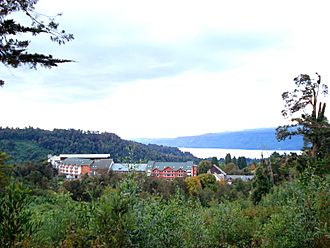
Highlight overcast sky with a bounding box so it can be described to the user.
[1,0,330,139]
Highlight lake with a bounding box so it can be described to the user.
[179,147,302,159]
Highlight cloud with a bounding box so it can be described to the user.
[44,31,283,86]
[1,0,330,139]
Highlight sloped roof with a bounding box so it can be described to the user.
[147,161,195,171]
[91,159,113,170]
[62,158,93,166]
[209,164,227,176]
[111,163,147,172]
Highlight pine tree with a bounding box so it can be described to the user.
[1,0,74,85]
[224,153,232,164]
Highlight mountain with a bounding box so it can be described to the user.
[135,128,304,150]
[0,127,198,164]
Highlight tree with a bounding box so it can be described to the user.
[0,152,12,191]
[0,182,34,247]
[197,160,212,174]
[251,159,273,204]
[277,73,330,158]
[232,156,237,165]
[211,156,219,166]
[223,162,240,174]
[184,176,202,196]
[237,156,247,169]
[94,176,139,247]
[0,0,74,85]
[224,153,232,164]
[198,173,217,191]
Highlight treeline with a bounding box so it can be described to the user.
[0,127,197,163]
[199,154,259,175]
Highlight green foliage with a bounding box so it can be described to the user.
[63,179,92,202]
[277,73,330,158]
[211,156,219,165]
[0,182,35,247]
[93,175,139,247]
[0,0,74,85]
[0,127,197,163]
[29,192,95,247]
[0,151,9,164]
[0,140,51,164]
[224,153,232,164]
[0,169,326,247]
[94,188,136,247]
[232,156,237,165]
[223,162,240,174]
[13,161,56,190]
[61,174,110,202]
[0,154,328,247]
[198,173,217,190]
[0,151,12,190]
[251,161,273,204]
[141,176,186,199]
[237,156,248,169]
[184,176,202,196]
[207,201,259,247]
[134,195,214,248]
[215,180,252,203]
[259,174,330,247]
[134,196,186,247]
[197,160,212,174]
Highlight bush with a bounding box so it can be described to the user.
[258,174,330,247]
[0,182,34,247]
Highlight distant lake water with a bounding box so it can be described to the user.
[179,147,302,159]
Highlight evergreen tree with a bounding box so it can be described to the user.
[0,182,34,247]
[211,156,219,166]
[224,153,232,164]
[0,152,12,191]
[0,0,74,85]
[237,156,247,169]
[251,158,273,204]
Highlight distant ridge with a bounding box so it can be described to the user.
[0,127,198,164]
[135,128,304,150]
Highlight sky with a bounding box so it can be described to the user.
[1,0,330,139]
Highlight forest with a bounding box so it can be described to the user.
[0,127,197,164]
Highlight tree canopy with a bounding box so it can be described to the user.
[0,0,74,85]
[277,73,330,158]
[0,127,198,163]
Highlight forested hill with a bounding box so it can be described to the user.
[0,127,197,164]
[136,128,304,150]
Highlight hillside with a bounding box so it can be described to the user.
[135,128,304,150]
[0,127,197,164]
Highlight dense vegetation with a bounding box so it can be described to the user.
[0,127,197,163]
[0,153,329,247]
